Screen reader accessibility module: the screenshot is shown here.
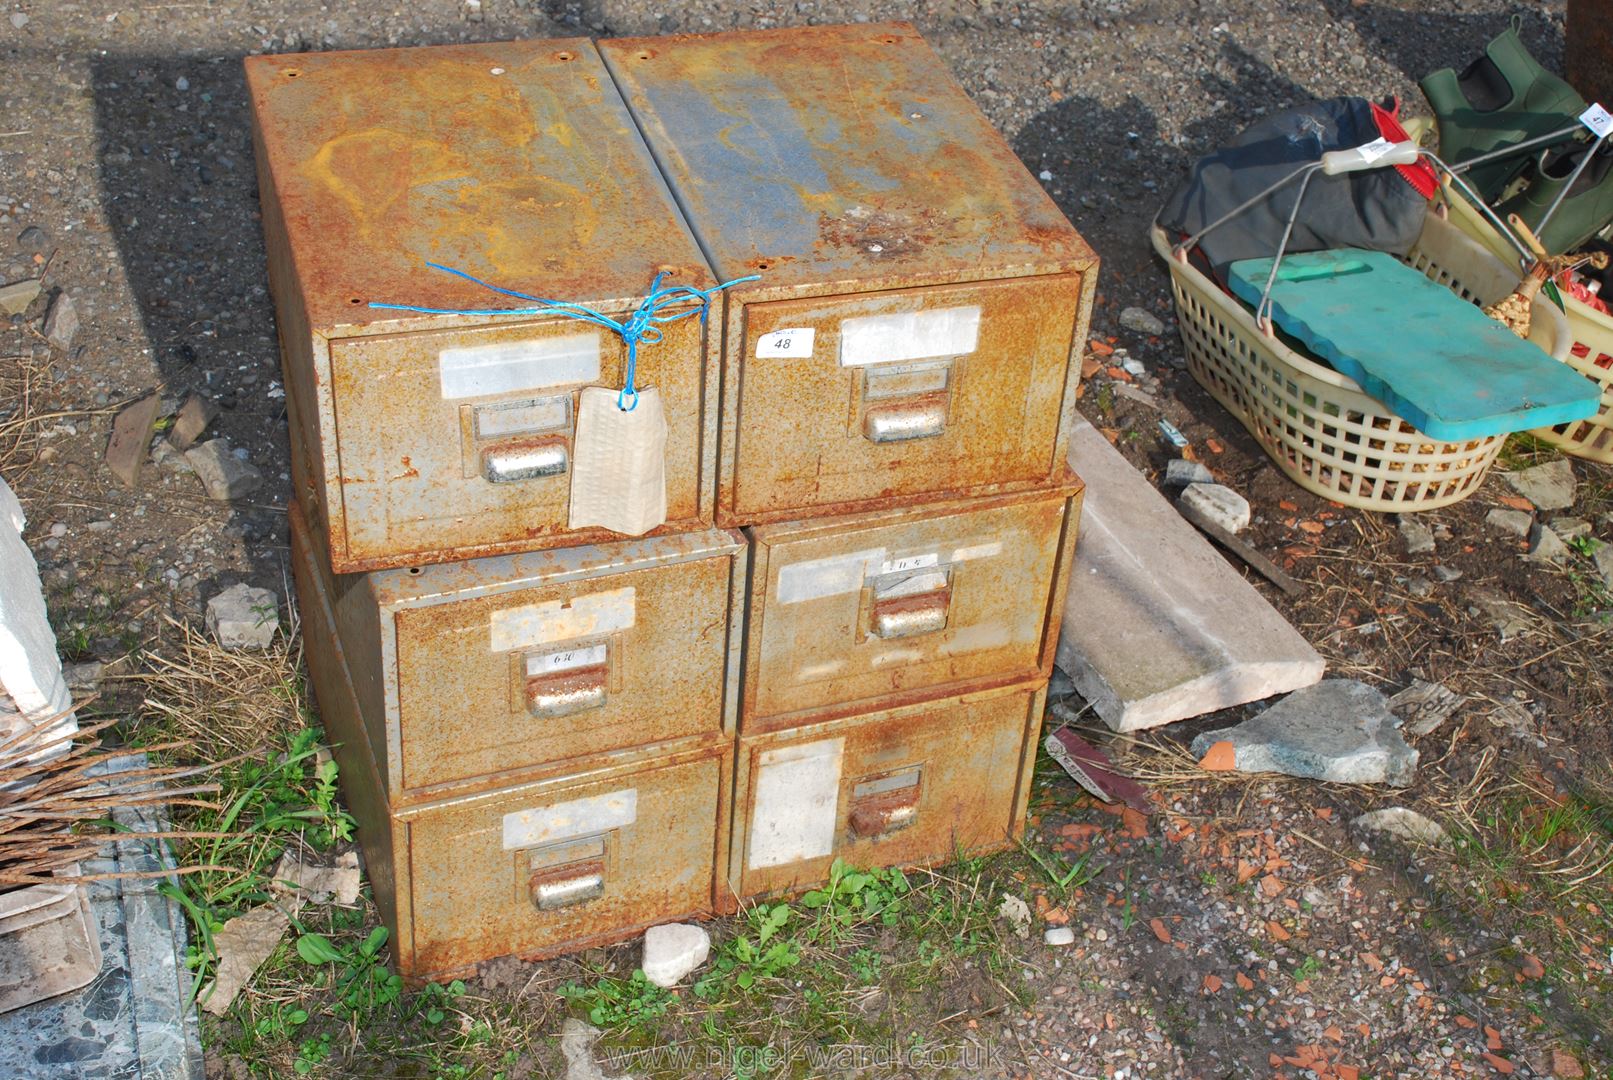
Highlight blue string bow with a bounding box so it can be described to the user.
[369,264,760,410]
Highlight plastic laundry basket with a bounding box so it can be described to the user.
[1406,115,1613,463]
[1153,212,1570,511]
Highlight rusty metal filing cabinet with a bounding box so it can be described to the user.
[599,24,1099,527]
[292,501,732,977]
[741,478,1081,733]
[289,501,746,803]
[247,40,722,573]
[729,680,1045,902]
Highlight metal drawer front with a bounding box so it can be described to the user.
[732,682,1043,900]
[728,275,1082,522]
[388,550,738,792]
[745,486,1077,731]
[405,752,723,975]
[329,315,706,564]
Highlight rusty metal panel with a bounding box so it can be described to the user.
[246,41,720,572]
[742,478,1081,733]
[291,499,746,802]
[599,24,1099,525]
[292,501,732,979]
[729,680,1046,902]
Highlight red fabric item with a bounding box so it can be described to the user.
[1564,276,1611,316]
[1372,98,1439,198]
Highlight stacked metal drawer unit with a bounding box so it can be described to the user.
[250,23,1096,979]
[248,40,744,978]
[601,23,1096,906]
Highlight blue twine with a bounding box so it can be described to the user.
[370,264,760,410]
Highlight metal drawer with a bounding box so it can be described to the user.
[721,274,1084,522]
[294,510,730,978]
[599,25,1098,527]
[247,40,718,573]
[323,313,709,567]
[729,681,1045,902]
[741,479,1081,732]
[290,500,745,800]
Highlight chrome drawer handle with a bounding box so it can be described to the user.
[848,789,920,839]
[481,436,569,483]
[863,392,947,443]
[870,587,951,639]
[528,860,606,911]
[526,664,609,719]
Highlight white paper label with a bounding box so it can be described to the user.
[502,788,636,850]
[776,548,885,604]
[881,552,939,576]
[1582,103,1613,139]
[1357,137,1396,163]
[756,327,816,359]
[951,540,1003,562]
[568,385,668,536]
[490,587,635,652]
[748,739,843,869]
[439,331,602,400]
[839,305,981,367]
[525,642,608,677]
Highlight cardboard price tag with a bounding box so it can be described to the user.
[568,386,668,536]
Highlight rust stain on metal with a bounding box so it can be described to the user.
[599,24,1097,526]
[742,479,1080,733]
[730,681,1044,902]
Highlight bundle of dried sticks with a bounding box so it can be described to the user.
[1,697,234,888]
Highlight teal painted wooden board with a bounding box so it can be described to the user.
[1225,250,1600,441]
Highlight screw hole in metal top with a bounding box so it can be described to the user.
[554,50,576,61]
[756,261,770,270]
[284,69,301,78]
[635,49,655,60]
[880,35,898,44]
[349,297,364,305]
[407,567,422,575]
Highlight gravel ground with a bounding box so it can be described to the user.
[5,1,1609,1078]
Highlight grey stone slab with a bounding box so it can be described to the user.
[1352,807,1449,845]
[1057,420,1325,732]
[1526,522,1569,564]
[1189,679,1419,787]
[205,583,279,650]
[41,293,77,352]
[0,755,203,1080]
[1504,459,1575,511]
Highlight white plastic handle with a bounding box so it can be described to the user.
[1320,139,1419,175]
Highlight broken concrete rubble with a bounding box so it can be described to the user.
[104,393,162,489]
[1057,421,1323,732]
[1164,458,1214,487]
[1352,807,1449,846]
[1188,679,1418,787]
[1485,508,1532,538]
[1388,679,1466,737]
[640,923,710,988]
[1504,459,1575,511]
[1396,516,1435,555]
[1525,522,1569,564]
[41,292,78,351]
[1178,481,1250,534]
[1119,306,1165,335]
[185,439,262,500]
[205,583,279,650]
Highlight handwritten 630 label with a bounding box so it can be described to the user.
[755,327,816,358]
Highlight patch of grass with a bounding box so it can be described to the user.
[1019,839,1101,897]
[1497,431,1562,470]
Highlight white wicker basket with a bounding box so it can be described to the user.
[1153,213,1569,511]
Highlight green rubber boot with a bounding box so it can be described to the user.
[1420,22,1586,202]
[1498,139,1613,254]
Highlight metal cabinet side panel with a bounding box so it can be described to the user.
[289,504,411,971]
[728,681,1043,901]
[741,483,1080,732]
